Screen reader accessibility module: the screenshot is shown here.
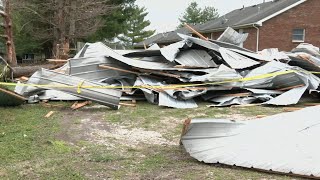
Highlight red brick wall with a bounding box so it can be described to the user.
[210,32,222,40]
[207,0,320,52]
[243,28,258,51]
[253,0,320,51]
[210,29,258,50]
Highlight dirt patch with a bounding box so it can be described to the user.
[215,113,254,121]
[0,169,7,177]
[56,109,175,148]
[56,110,110,144]
[92,125,176,148]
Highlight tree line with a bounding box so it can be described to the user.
[11,0,155,59]
[9,0,219,60]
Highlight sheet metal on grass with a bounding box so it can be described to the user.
[0,86,26,106]
[181,105,320,178]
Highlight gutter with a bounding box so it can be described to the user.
[253,24,260,52]
[201,23,259,34]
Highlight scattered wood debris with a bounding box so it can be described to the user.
[45,111,55,118]
[71,101,92,110]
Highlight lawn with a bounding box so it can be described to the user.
[0,101,303,179]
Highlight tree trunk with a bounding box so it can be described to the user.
[2,0,17,66]
[12,64,62,78]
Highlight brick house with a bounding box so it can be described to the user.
[135,0,320,52]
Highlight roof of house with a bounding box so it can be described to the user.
[134,26,195,48]
[134,0,307,48]
[199,0,306,33]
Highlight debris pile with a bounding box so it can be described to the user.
[14,28,320,109]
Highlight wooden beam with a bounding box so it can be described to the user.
[137,68,181,79]
[119,102,136,107]
[99,65,141,75]
[47,59,68,63]
[277,84,304,91]
[185,24,208,41]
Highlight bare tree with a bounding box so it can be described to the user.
[12,0,115,59]
[0,0,17,66]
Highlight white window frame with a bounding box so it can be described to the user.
[292,28,305,42]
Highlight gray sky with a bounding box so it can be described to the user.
[136,0,272,33]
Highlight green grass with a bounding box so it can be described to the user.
[0,104,84,179]
[0,102,302,179]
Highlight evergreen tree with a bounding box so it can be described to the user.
[201,6,219,22]
[178,2,219,27]
[88,0,136,42]
[118,5,155,47]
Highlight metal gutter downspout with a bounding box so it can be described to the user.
[253,24,260,52]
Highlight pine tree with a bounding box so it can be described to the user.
[178,2,219,27]
[118,5,155,47]
[88,0,136,42]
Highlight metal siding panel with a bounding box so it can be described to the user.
[182,106,320,178]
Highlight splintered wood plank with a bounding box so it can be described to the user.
[45,111,55,118]
[71,101,92,110]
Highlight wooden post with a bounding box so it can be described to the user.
[1,0,17,67]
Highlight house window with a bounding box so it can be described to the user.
[292,29,305,42]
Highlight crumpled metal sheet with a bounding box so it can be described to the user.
[219,47,260,69]
[158,92,198,109]
[209,96,257,107]
[134,75,198,108]
[188,64,242,82]
[16,69,122,109]
[243,61,308,89]
[229,48,270,61]
[36,90,83,101]
[75,42,177,70]
[160,40,190,62]
[259,48,290,61]
[175,50,217,68]
[288,52,320,76]
[292,43,320,57]
[217,27,248,46]
[181,106,320,178]
[178,33,220,51]
[263,85,308,105]
[0,87,26,106]
[69,56,134,82]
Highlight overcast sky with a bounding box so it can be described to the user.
[136,0,272,33]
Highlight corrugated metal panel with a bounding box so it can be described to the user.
[219,47,260,69]
[217,27,248,46]
[160,40,189,62]
[0,87,26,106]
[68,56,134,82]
[75,42,177,70]
[182,106,320,178]
[263,85,307,105]
[188,64,242,82]
[37,90,83,101]
[135,76,198,108]
[18,69,122,109]
[74,42,212,73]
[158,92,198,109]
[209,96,257,107]
[178,34,220,51]
[175,50,218,68]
